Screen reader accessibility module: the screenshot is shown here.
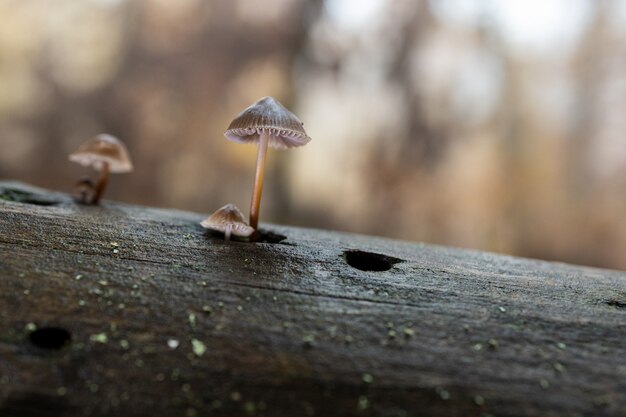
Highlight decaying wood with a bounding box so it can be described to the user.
[0,181,624,417]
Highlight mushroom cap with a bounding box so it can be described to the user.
[200,204,255,237]
[69,134,134,173]
[224,96,311,149]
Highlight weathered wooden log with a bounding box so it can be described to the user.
[0,181,624,417]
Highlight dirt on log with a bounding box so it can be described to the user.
[0,181,625,417]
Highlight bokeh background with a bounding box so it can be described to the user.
[1,0,626,270]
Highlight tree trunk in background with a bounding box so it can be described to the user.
[568,0,609,195]
[272,0,325,224]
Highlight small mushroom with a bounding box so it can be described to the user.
[73,176,96,204]
[225,97,310,232]
[68,134,133,204]
[200,204,254,241]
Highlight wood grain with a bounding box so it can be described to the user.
[0,181,624,417]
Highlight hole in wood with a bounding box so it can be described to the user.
[29,327,71,350]
[0,188,59,206]
[605,300,626,310]
[256,229,287,244]
[343,250,403,272]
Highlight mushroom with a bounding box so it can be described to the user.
[224,97,310,232]
[68,134,133,204]
[73,176,96,204]
[200,204,254,241]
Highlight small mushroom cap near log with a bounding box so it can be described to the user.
[224,96,311,149]
[69,134,134,173]
[200,204,254,237]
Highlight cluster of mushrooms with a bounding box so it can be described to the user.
[69,97,310,242]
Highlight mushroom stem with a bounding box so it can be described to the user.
[249,132,269,231]
[92,162,110,205]
[225,225,232,241]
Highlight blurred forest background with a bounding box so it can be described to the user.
[1,0,626,270]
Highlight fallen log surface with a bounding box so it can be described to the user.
[0,181,624,417]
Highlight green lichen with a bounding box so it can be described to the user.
[90,333,108,343]
[191,339,206,356]
[357,396,369,410]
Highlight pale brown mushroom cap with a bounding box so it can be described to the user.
[224,96,311,149]
[200,204,255,237]
[69,134,134,173]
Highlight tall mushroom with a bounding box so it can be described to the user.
[200,204,254,241]
[224,97,310,232]
[69,134,133,204]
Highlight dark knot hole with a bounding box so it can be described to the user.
[343,250,403,272]
[29,327,71,350]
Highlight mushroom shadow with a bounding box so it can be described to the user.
[203,229,287,244]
